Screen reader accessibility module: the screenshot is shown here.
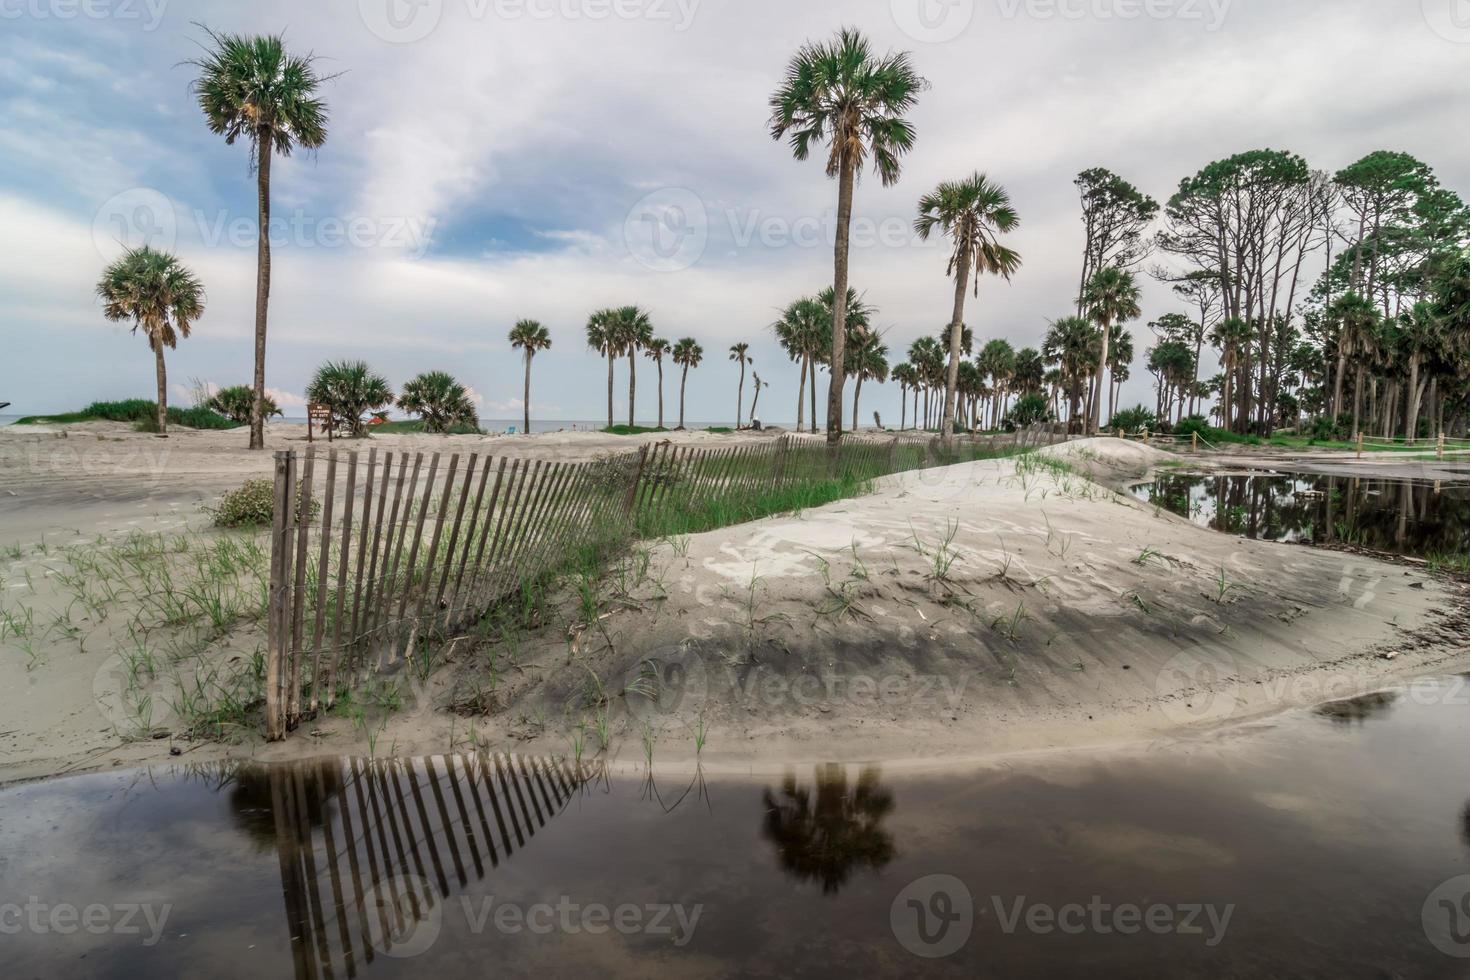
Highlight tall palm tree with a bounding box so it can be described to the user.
[729,343,751,428]
[849,333,889,430]
[1106,325,1134,426]
[1013,346,1046,397]
[612,306,653,427]
[671,338,704,430]
[96,246,205,437]
[646,337,671,429]
[508,319,551,434]
[191,30,329,451]
[586,309,620,429]
[769,27,926,445]
[1081,266,1142,435]
[915,173,1022,440]
[976,338,1017,429]
[908,336,944,430]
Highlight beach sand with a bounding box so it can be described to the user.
[1,425,1465,782]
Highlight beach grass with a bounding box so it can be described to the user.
[15,400,238,431]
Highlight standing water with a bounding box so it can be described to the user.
[3,676,1470,977]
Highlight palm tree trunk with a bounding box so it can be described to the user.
[796,354,807,431]
[606,353,614,429]
[249,130,274,451]
[1089,318,1111,436]
[941,251,972,441]
[852,375,863,431]
[809,359,818,433]
[736,362,745,430]
[679,364,688,429]
[656,360,664,429]
[627,351,636,428]
[899,385,907,430]
[826,151,856,446]
[153,342,168,437]
[523,351,532,434]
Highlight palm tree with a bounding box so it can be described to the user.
[750,372,770,426]
[586,309,620,429]
[671,338,704,430]
[398,371,479,434]
[908,336,944,429]
[646,337,671,429]
[1044,316,1097,432]
[508,319,551,434]
[1106,325,1134,426]
[307,361,393,437]
[891,362,918,430]
[1012,347,1046,397]
[849,333,890,430]
[191,30,330,451]
[976,338,1017,430]
[769,27,926,445]
[612,306,653,427]
[915,173,1022,440]
[1081,267,1142,435]
[729,343,751,428]
[774,297,829,433]
[96,246,205,437]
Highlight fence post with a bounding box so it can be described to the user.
[623,444,649,518]
[1356,431,1364,459]
[1438,431,1445,460]
[1192,431,1198,453]
[266,451,296,741]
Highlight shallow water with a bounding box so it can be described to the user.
[1130,471,1470,559]
[4,676,1470,978]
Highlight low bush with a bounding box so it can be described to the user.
[208,479,318,527]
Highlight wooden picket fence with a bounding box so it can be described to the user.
[263,426,1066,739]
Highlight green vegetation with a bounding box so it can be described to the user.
[398,370,480,434]
[371,419,483,435]
[16,400,237,431]
[208,385,282,424]
[307,360,394,437]
[602,425,668,435]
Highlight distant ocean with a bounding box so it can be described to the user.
[0,414,792,432]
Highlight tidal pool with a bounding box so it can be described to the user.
[1129,471,1470,560]
[3,675,1470,977]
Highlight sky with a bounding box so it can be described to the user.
[3,0,1469,427]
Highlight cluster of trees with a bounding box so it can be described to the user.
[304,361,479,436]
[584,306,706,430]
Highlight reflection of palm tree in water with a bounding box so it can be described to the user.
[761,764,896,894]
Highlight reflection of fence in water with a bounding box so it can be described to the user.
[262,754,597,978]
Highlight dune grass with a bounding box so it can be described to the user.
[16,400,238,431]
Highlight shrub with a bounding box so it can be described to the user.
[208,385,283,424]
[306,361,394,437]
[1175,415,1210,438]
[208,478,318,527]
[1109,405,1159,433]
[1002,392,1052,431]
[18,400,237,430]
[397,371,480,434]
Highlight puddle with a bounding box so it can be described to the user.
[4,676,1470,976]
[1130,471,1470,559]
